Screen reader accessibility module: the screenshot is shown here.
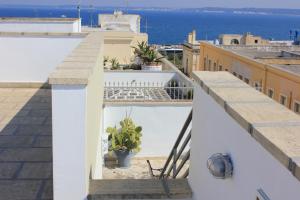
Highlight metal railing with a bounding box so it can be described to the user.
[104,81,193,102]
[147,110,192,179]
[158,110,192,179]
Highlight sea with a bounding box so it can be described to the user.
[0,6,300,44]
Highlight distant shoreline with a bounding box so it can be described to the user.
[1,5,300,17]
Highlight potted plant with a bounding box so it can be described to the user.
[110,58,121,70]
[106,118,142,168]
[132,41,164,71]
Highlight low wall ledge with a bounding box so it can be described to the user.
[192,71,300,182]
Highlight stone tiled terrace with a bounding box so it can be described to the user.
[0,87,52,200]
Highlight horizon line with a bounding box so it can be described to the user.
[1,4,300,10]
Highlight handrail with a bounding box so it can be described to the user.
[159,110,192,179]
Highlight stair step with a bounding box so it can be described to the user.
[88,179,192,200]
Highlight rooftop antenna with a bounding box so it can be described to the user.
[89,4,94,27]
[125,0,129,14]
[77,4,81,32]
[77,4,81,19]
[146,17,148,33]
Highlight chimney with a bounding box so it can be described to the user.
[192,30,197,44]
[188,32,193,43]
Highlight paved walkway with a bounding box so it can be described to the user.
[103,157,189,179]
[0,88,53,200]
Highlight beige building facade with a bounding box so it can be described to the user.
[199,42,300,114]
[98,11,148,65]
[182,30,201,76]
[101,31,147,64]
[219,32,269,45]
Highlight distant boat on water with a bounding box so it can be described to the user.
[61,14,67,18]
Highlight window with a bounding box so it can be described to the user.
[254,82,262,92]
[213,62,217,71]
[219,65,223,71]
[255,39,258,44]
[238,75,243,80]
[280,94,287,106]
[208,60,211,71]
[268,88,274,99]
[184,59,192,73]
[204,58,207,70]
[233,72,237,76]
[294,101,300,114]
[225,69,228,71]
[244,78,249,84]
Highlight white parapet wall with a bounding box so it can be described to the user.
[103,103,192,157]
[0,33,84,82]
[0,18,81,33]
[189,71,300,200]
[49,32,104,200]
[104,71,193,86]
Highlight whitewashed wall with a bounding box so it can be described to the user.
[52,85,88,200]
[189,84,300,200]
[105,71,176,84]
[0,21,81,33]
[104,71,192,86]
[0,36,83,82]
[103,104,192,157]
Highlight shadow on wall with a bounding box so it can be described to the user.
[0,86,53,199]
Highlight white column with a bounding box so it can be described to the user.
[52,84,88,200]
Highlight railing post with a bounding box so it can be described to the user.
[172,148,177,178]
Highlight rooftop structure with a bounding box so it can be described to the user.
[99,11,141,33]
[227,48,300,76]
[0,17,81,33]
[219,32,270,45]
[199,42,300,114]
[0,17,103,200]
[182,30,201,76]
[93,11,148,65]
[190,72,300,200]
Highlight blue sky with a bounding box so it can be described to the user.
[0,0,300,9]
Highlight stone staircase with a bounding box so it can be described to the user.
[88,179,192,200]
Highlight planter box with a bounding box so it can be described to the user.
[142,64,162,71]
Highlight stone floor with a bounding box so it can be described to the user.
[0,87,53,200]
[103,157,189,179]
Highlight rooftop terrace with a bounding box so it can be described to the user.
[0,87,52,200]
[220,45,300,76]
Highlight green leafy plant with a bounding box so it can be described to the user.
[103,56,109,67]
[132,41,164,65]
[186,89,194,99]
[110,58,120,70]
[132,41,149,58]
[106,118,142,153]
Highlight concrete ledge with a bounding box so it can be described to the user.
[88,179,192,199]
[0,17,80,22]
[0,82,51,89]
[192,71,300,181]
[104,101,193,107]
[48,32,103,85]
[0,32,87,37]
